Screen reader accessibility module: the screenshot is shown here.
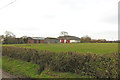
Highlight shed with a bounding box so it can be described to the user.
[44,37,60,43]
[58,36,80,43]
[28,37,45,43]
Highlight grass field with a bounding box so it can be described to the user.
[3,43,118,55]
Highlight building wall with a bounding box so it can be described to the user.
[40,40,44,43]
[28,40,34,43]
[70,40,80,43]
[60,39,80,43]
[28,39,44,43]
[60,39,70,43]
[66,40,70,43]
[60,39,64,43]
[45,39,60,43]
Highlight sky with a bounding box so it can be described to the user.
[0,0,119,40]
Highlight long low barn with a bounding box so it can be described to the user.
[45,37,60,43]
[28,37,45,43]
[58,36,80,43]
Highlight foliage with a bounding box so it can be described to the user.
[80,35,91,43]
[2,56,89,78]
[3,31,28,44]
[90,39,106,43]
[5,31,16,38]
[2,46,119,78]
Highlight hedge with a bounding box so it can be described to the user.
[2,46,119,78]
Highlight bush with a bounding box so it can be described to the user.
[2,46,119,78]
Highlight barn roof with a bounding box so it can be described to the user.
[58,36,80,40]
[45,37,57,39]
[28,37,45,40]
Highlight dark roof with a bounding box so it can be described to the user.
[58,36,80,40]
[45,37,57,39]
[28,37,45,40]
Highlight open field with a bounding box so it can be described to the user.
[3,43,118,55]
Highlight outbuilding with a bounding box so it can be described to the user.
[58,36,80,43]
[28,37,45,43]
[45,37,60,43]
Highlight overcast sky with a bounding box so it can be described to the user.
[0,0,119,40]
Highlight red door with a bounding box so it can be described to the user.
[61,39,64,43]
[66,40,70,43]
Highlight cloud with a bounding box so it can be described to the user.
[104,15,117,24]
[89,31,118,40]
[0,0,118,40]
[43,14,56,19]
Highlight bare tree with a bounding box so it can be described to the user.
[60,31,68,36]
[5,31,16,38]
[4,31,16,44]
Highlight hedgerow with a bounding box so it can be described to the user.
[2,46,119,78]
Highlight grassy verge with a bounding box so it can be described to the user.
[2,56,88,78]
[40,70,91,78]
[2,56,40,78]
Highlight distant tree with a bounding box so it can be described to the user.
[4,31,16,44]
[90,39,97,43]
[0,35,5,44]
[80,35,91,43]
[60,31,68,36]
[4,37,16,44]
[5,31,16,38]
[21,36,28,43]
[16,38,25,44]
[0,35,4,38]
[90,39,106,43]
[97,39,106,43]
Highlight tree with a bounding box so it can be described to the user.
[90,39,97,43]
[97,39,106,43]
[21,36,28,43]
[80,35,91,43]
[4,31,16,44]
[90,39,106,43]
[0,35,4,44]
[60,31,68,36]
[5,31,16,38]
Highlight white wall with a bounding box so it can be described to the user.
[70,40,80,43]
[60,39,80,43]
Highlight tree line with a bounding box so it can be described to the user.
[0,31,28,44]
[80,35,106,43]
[0,31,119,44]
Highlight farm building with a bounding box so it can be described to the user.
[28,37,45,43]
[45,37,60,43]
[58,36,80,43]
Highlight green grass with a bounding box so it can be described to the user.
[2,56,40,78]
[40,70,92,78]
[2,56,89,78]
[3,43,118,55]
